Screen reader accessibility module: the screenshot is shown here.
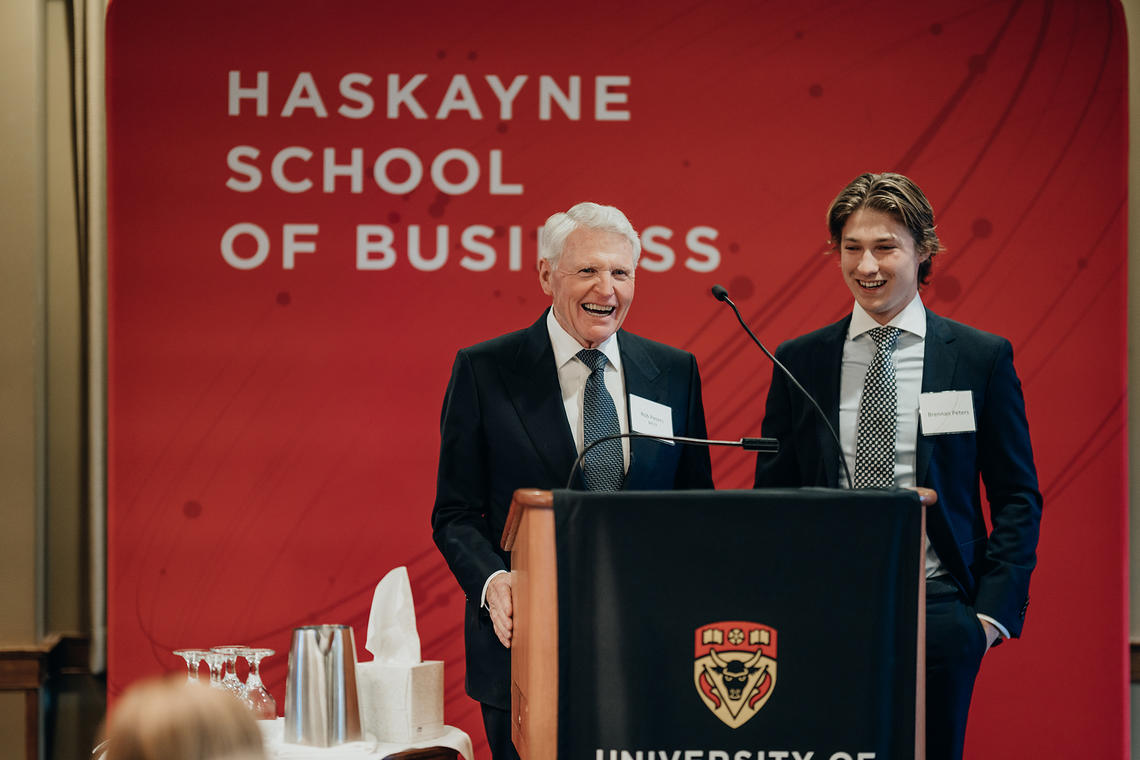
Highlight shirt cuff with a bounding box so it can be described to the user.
[481,569,509,608]
[976,613,1009,640]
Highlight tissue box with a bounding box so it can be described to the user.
[356,660,445,743]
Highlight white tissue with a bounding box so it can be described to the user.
[357,567,445,743]
[365,566,421,663]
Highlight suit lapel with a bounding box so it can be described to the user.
[499,312,580,486]
[617,332,662,488]
[813,318,849,488]
[916,311,958,485]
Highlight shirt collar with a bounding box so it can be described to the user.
[546,308,622,370]
[848,292,927,340]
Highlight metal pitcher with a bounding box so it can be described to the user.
[283,624,362,747]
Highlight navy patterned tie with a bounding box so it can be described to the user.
[577,349,624,491]
[853,327,902,488]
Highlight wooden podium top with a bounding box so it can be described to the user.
[502,486,935,551]
[501,488,552,551]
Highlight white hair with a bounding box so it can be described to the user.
[538,202,641,268]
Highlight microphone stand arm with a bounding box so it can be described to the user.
[566,432,778,490]
[713,289,855,490]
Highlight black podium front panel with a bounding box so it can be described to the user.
[554,487,921,759]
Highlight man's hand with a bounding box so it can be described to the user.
[979,617,1001,651]
[487,573,514,648]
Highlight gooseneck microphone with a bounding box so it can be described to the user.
[711,283,855,490]
[566,432,778,490]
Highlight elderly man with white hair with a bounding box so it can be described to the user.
[431,201,714,760]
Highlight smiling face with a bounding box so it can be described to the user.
[538,226,636,348]
[840,207,929,325]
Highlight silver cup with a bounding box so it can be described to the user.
[283,624,362,747]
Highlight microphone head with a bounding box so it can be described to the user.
[711,284,730,302]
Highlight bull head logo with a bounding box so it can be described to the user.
[693,621,777,728]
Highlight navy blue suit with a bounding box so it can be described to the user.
[753,309,1041,634]
[432,310,714,712]
[753,308,1042,759]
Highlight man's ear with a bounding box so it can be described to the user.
[538,258,554,296]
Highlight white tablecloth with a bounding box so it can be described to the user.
[259,718,473,760]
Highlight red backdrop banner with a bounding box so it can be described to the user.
[106,1,1128,757]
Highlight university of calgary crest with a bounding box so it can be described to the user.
[693,620,777,728]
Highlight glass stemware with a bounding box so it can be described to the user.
[211,645,251,701]
[172,649,209,684]
[202,651,227,691]
[243,648,277,720]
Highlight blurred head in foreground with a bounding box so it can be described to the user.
[102,677,265,760]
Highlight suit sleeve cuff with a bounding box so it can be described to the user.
[481,569,509,608]
[976,613,1010,640]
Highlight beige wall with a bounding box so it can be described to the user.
[0,0,47,649]
[0,0,95,757]
[0,0,90,641]
[1124,0,1139,645]
[0,0,90,643]
[44,0,88,637]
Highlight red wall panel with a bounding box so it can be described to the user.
[106,1,1129,756]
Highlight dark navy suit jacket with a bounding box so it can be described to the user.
[432,310,714,709]
[753,309,1041,638]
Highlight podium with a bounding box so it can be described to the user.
[502,487,932,760]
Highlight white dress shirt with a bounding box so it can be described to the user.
[839,294,927,497]
[545,308,631,469]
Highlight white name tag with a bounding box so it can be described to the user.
[919,390,976,435]
[629,394,674,444]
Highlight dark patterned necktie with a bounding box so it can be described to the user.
[577,349,624,491]
[853,327,902,489]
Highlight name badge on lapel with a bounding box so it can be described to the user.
[629,394,674,444]
[919,390,976,435]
